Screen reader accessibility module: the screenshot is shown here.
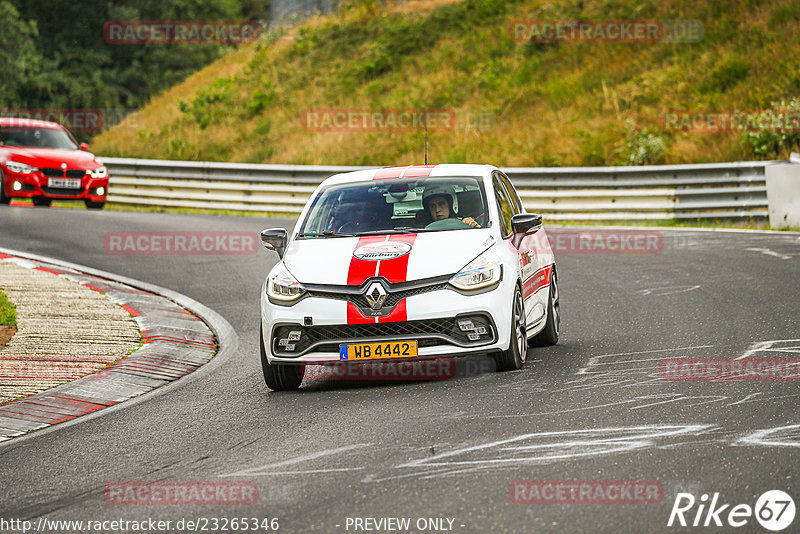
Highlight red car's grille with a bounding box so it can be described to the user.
[40,168,86,178]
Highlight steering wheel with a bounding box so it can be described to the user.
[425,218,470,230]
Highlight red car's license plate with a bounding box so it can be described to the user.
[48,178,81,189]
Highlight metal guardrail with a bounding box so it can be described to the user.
[103,157,773,220]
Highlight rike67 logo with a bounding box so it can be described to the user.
[668,490,795,531]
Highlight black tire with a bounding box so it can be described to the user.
[260,324,304,391]
[85,200,105,210]
[529,265,560,347]
[32,197,52,207]
[0,172,10,205]
[494,286,527,372]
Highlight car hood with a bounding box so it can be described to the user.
[284,229,496,285]
[3,147,100,169]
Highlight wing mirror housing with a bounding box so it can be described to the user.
[511,213,542,249]
[260,228,288,258]
[79,142,90,151]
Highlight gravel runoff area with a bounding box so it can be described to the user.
[0,253,217,442]
[0,260,141,405]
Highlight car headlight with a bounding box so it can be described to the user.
[4,161,38,174]
[266,263,306,302]
[87,166,108,178]
[450,250,503,290]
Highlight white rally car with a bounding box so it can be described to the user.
[259,164,559,390]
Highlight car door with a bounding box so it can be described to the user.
[493,171,547,327]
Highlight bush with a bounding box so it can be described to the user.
[742,97,800,158]
[178,78,236,129]
[620,121,667,165]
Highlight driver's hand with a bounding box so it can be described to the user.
[462,217,480,228]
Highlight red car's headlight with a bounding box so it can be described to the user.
[87,166,108,179]
[4,160,39,174]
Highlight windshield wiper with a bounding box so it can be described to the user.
[354,227,424,235]
[297,231,357,238]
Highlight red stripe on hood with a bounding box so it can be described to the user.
[347,302,375,324]
[378,234,417,283]
[347,236,386,286]
[346,234,417,324]
[378,298,406,324]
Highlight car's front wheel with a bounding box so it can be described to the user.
[530,265,560,347]
[0,172,10,205]
[494,286,527,371]
[85,200,105,210]
[32,197,52,207]
[260,324,304,391]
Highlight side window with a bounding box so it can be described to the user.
[498,172,523,215]
[492,174,515,237]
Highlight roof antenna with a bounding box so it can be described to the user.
[424,125,428,165]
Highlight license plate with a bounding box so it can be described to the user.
[339,341,418,360]
[48,177,81,189]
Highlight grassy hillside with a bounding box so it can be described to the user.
[92,0,800,166]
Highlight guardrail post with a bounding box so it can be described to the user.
[766,156,800,229]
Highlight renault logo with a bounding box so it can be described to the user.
[365,282,387,310]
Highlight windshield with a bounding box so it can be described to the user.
[0,126,78,150]
[299,176,489,237]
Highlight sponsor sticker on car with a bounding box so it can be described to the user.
[352,242,412,261]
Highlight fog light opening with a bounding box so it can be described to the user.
[96,186,105,196]
[12,181,22,191]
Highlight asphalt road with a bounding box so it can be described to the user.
[0,205,799,533]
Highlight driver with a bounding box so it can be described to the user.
[422,184,480,228]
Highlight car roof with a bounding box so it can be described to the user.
[0,117,64,129]
[323,164,497,186]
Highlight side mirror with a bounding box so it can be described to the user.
[79,142,90,151]
[510,213,542,250]
[260,228,288,258]
[511,213,542,234]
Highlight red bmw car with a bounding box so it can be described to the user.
[0,118,108,209]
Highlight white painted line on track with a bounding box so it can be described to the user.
[733,424,800,448]
[735,338,800,360]
[220,443,372,477]
[745,247,792,260]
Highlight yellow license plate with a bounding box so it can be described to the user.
[339,341,418,361]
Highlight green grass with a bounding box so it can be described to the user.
[92,0,800,167]
[0,290,17,326]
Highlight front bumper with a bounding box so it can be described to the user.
[3,170,108,202]
[260,279,515,364]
